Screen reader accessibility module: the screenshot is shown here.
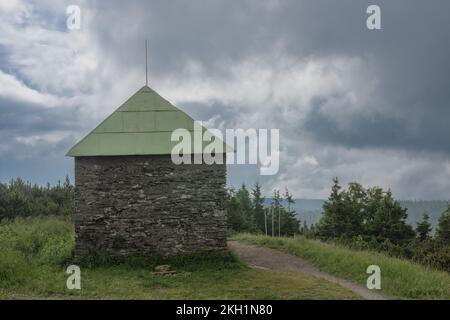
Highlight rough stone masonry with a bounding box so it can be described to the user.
[74,155,227,257]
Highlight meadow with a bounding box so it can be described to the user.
[0,216,357,300]
[2,216,449,300]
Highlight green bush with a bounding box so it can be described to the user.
[39,237,74,266]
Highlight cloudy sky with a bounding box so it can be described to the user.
[1,0,449,199]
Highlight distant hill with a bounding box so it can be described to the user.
[399,200,448,230]
[264,198,449,230]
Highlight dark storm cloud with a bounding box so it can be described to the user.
[0,97,82,158]
[303,101,450,154]
[90,0,281,74]
[86,0,450,154]
[0,98,80,134]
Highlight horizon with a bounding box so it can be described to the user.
[2,175,449,203]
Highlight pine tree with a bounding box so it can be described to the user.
[225,188,241,231]
[237,184,259,232]
[316,177,345,239]
[316,178,415,243]
[366,189,415,244]
[284,188,295,216]
[436,206,450,245]
[343,182,367,237]
[251,182,265,233]
[237,184,252,218]
[270,190,282,236]
[416,211,432,241]
[281,188,300,236]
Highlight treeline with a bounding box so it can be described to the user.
[312,178,450,272]
[0,177,74,221]
[2,176,448,271]
[225,183,301,236]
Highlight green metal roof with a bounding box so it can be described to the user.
[67,86,230,156]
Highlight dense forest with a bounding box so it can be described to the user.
[292,199,449,230]
[312,178,450,271]
[0,177,74,221]
[225,183,301,236]
[226,179,450,272]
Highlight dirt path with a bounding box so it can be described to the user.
[228,241,388,300]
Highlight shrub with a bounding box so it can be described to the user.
[39,237,74,266]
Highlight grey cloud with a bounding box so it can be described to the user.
[0,98,81,134]
[2,0,450,199]
[87,0,450,153]
[0,97,82,159]
[303,103,450,154]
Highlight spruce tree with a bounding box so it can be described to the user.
[270,190,282,236]
[416,211,432,241]
[284,188,295,215]
[436,206,450,245]
[251,182,265,233]
[282,188,300,236]
[316,177,345,239]
[368,189,415,244]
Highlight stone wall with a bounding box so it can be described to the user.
[74,155,227,257]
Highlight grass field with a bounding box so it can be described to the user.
[231,233,450,300]
[0,217,357,300]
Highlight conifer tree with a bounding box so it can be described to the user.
[251,182,265,233]
[416,211,432,241]
[316,177,345,239]
[436,206,450,245]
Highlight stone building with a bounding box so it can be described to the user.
[67,86,228,257]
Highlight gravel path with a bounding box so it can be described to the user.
[228,241,388,300]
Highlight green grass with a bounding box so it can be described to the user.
[231,233,450,300]
[0,217,357,300]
